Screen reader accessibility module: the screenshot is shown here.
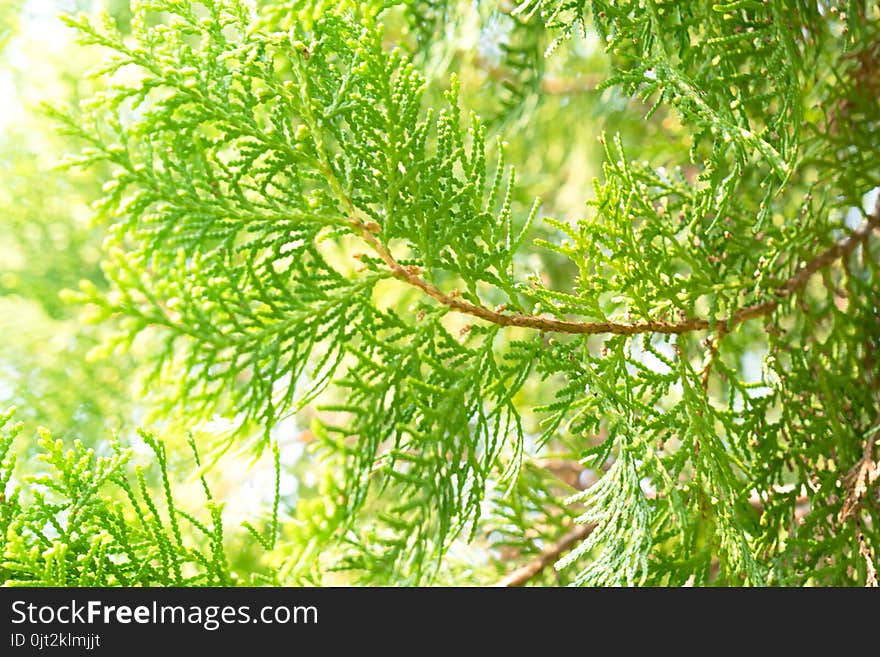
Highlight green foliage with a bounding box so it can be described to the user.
[0,408,271,585]
[557,448,652,586]
[1,0,879,587]
[325,322,540,581]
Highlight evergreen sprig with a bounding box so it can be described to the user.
[0,408,268,586]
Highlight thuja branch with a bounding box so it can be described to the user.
[355,207,880,337]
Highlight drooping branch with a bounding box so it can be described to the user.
[354,206,880,337]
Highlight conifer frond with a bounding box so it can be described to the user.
[556,446,651,586]
[59,4,530,435]
[321,319,540,579]
[0,408,265,586]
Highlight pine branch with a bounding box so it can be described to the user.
[358,206,880,337]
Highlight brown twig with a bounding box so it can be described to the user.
[353,208,880,338]
[837,418,880,587]
[859,532,878,588]
[838,425,879,524]
[495,523,595,587]
[699,324,729,390]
